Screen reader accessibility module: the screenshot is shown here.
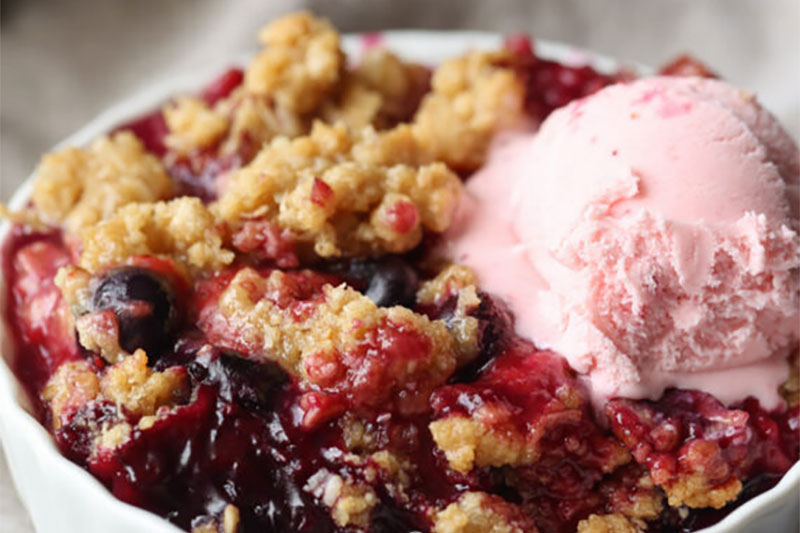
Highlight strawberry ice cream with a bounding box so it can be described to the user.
[446,76,800,407]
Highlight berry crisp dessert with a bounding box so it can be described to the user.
[1,11,798,533]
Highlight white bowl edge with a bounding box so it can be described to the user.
[0,30,797,533]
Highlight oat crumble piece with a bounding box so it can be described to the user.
[418,264,482,364]
[304,470,377,528]
[429,415,536,473]
[54,265,93,316]
[191,507,240,533]
[191,522,218,533]
[779,349,799,408]
[167,9,350,159]
[246,11,343,114]
[99,349,188,417]
[369,450,412,488]
[664,472,742,509]
[223,504,241,533]
[200,8,358,158]
[432,492,538,533]
[601,468,664,521]
[94,422,133,452]
[429,377,586,472]
[79,197,234,273]
[215,88,307,156]
[164,96,230,153]
[75,310,126,363]
[430,346,631,476]
[576,514,642,533]
[417,264,479,306]
[412,50,525,171]
[31,132,173,235]
[213,121,462,258]
[322,48,430,130]
[200,267,457,414]
[41,360,100,429]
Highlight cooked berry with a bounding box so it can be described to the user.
[324,257,420,308]
[91,266,176,356]
[365,259,419,307]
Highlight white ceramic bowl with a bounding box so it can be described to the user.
[1,31,798,533]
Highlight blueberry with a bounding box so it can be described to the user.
[324,257,419,308]
[91,266,176,357]
[191,352,288,411]
[363,258,419,308]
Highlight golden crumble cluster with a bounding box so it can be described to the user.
[304,469,378,528]
[199,267,458,415]
[417,264,483,364]
[18,10,526,263]
[213,121,462,258]
[41,352,188,455]
[413,50,525,172]
[78,197,233,273]
[31,132,172,235]
[432,492,538,533]
[321,48,431,130]
[191,505,241,533]
[164,11,432,159]
[164,97,230,153]
[428,381,602,473]
[576,514,640,533]
[245,11,343,114]
[599,468,664,523]
[662,467,742,510]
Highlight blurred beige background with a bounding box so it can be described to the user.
[0,0,798,530]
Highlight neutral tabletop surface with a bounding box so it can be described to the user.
[1,0,798,531]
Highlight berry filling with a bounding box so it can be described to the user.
[2,20,797,533]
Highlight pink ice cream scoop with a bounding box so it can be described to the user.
[446,76,800,407]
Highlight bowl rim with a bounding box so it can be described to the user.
[0,29,797,533]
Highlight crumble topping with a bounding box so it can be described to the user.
[198,267,457,415]
[164,96,230,153]
[41,360,100,429]
[322,48,431,130]
[576,514,641,533]
[99,349,188,417]
[167,13,431,159]
[213,121,462,257]
[429,350,584,473]
[600,468,664,521]
[79,197,233,272]
[43,352,188,427]
[412,50,525,172]
[417,264,482,364]
[432,492,538,533]
[246,11,343,114]
[430,415,535,473]
[780,349,799,407]
[31,132,172,235]
[305,470,378,528]
[417,264,478,306]
[191,505,241,533]
[664,472,742,509]
[214,89,306,156]
[75,310,126,363]
[94,421,133,452]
